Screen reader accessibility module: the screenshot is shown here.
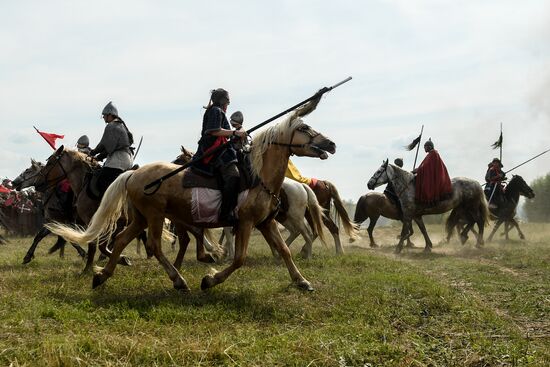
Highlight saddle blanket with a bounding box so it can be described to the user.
[191,188,249,224]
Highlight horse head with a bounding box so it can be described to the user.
[367,159,389,190]
[12,158,44,190]
[172,146,194,165]
[34,145,68,192]
[510,175,535,199]
[285,123,336,160]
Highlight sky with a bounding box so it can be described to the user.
[1,0,549,201]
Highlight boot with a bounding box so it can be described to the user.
[220,177,240,225]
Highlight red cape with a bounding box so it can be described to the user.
[415,150,452,204]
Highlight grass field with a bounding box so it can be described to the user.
[0,223,549,366]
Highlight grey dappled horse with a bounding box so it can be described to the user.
[367,160,489,253]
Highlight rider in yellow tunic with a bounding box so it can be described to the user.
[285,159,318,188]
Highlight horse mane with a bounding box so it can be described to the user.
[249,98,320,177]
[64,149,101,170]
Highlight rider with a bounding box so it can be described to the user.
[89,102,134,197]
[384,158,404,216]
[485,158,506,207]
[413,139,452,205]
[76,135,92,155]
[192,89,247,224]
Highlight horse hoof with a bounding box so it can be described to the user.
[22,255,34,264]
[197,254,216,264]
[423,247,432,253]
[118,256,132,266]
[173,278,190,292]
[201,275,216,291]
[296,280,314,292]
[370,243,379,248]
[92,272,108,289]
[77,250,87,259]
[394,246,403,254]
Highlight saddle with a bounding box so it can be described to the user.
[182,164,257,192]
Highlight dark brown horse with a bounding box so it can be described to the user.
[353,192,414,248]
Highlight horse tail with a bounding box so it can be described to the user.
[46,171,133,245]
[303,184,326,243]
[480,194,490,227]
[327,181,360,241]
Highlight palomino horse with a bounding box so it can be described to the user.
[445,175,534,242]
[12,159,87,262]
[47,97,334,291]
[173,148,326,260]
[368,160,489,253]
[353,192,414,248]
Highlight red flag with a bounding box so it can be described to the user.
[34,126,64,150]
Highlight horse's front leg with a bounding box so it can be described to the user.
[511,219,525,240]
[487,219,503,242]
[23,226,50,264]
[260,219,312,291]
[201,221,254,290]
[395,221,410,254]
[413,217,432,252]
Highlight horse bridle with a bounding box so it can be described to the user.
[370,161,389,188]
[270,124,323,156]
[34,151,71,192]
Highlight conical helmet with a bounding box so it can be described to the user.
[102,101,119,117]
[230,111,244,125]
[77,135,89,146]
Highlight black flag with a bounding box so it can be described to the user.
[491,132,503,149]
[405,134,422,151]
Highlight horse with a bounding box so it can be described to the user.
[368,160,489,253]
[31,149,136,273]
[47,97,334,291]
[12,159,87,263]
[173,148,327,260]
[445,175,534,242]
[353,192,414,248]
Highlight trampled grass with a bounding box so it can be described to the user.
[0,223,549,366]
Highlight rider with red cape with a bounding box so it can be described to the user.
[413,139,452,205]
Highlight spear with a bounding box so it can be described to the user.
[504,148,550,175]
[405,125,424,170]
[144,77,353,194]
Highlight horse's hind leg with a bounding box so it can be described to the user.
[173,225,190,270]
[201,221,256,291]
[322,215,344,255]
[71,243,87,259]
[93,218,158,289]
[511,219,525,240]
[367,216,379,248]
[23,226,51,264]
[48,236,66,257]
[413,217,432,252]
[81,242,97,274]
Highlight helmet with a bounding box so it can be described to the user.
[491,158,503,168]
[210,88,230,106]
[393,158,404,168]
[77,135,89,146]
[230,111,244,125]
[424,138,434,150]
[102,101,119,117]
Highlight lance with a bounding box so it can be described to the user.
[412,125,424,170]
[143,76,353,194]
[504,148,550,175]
